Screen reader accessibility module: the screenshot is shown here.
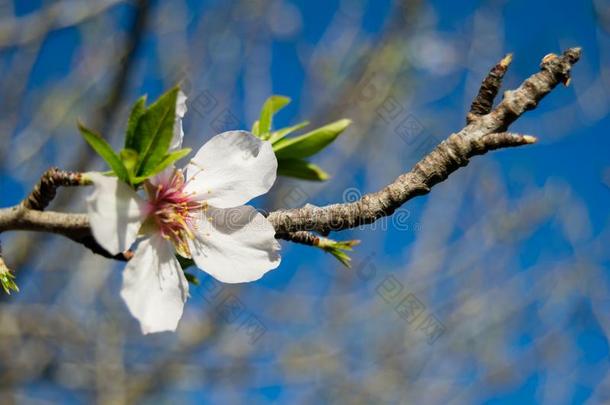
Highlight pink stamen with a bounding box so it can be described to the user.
[144,169,206,256]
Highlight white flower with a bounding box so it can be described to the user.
[85,93,281,334]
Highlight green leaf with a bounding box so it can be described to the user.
[120,148,139,175]
[0,266,19,295]
[277,158,330,181]
[155,147,191,172]
[268,121,310,144]
[78,122,130,183]
[327,249,352,268]
[251,120,260,136]
[132,148,191,185]
[258,95,291,139]
[125,95,147,150]
[133,87,179,176]
[318,239,360,268]
[273,118,351,159]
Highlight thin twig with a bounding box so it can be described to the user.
[467,53,512,123]
[21,169,129,260]
[22,167,85,211]
[276,231,321,246]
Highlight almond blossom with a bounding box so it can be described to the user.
[84,94,281,334]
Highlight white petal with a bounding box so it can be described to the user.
[148,166,176,188]
[189,205,281,283]
[120,236,189,334]
[184,131,277,208]
[85,172,147,255]
[170,90,188,151]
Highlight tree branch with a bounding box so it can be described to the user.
[23,167,85,211]
[0,0,152,265]
[2,168,130,261]
[467,53,512,123]
[0,0,126,49]
[0,48,582,261]
[267,48,581,235]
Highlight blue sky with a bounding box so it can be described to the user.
[1,0,610,403]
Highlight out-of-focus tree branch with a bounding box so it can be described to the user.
[90,0,151,136]
[0,0,126,49]
[1,0,151,272]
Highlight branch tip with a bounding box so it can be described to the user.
[500,53,513,68]
[522,135,537,144]
[468,52,514,122]
[24,168,87,211]
[539,48,581,87]
[276,231,359,267]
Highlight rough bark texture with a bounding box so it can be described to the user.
[276,231,321,246]
[0,48,582,260]
[267,48,580,235]
[467,53,512,123]
[1,169,130,261]
[22,167,84,211]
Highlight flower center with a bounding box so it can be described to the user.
[144,169,205,257]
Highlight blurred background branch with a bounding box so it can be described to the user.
[0,0,608,404]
